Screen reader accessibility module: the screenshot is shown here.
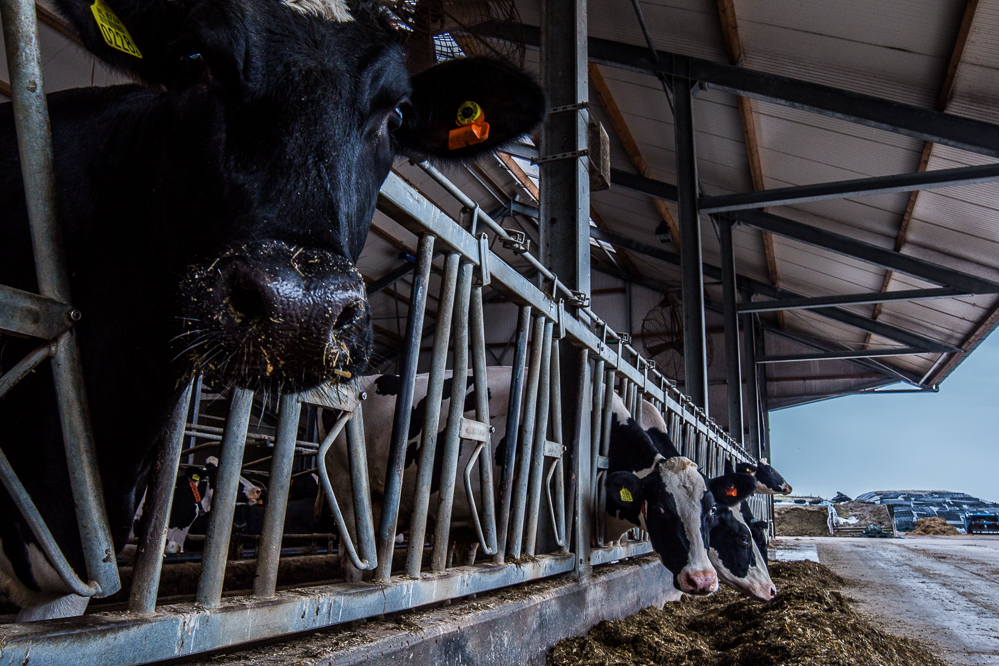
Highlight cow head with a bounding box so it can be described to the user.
[707,474,776,601]
[606,419,718,595]
[51,0,545,392]
[736,460,792,495]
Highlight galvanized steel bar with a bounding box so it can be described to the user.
[195,388,254,607]
[507,315,547,558]
[316,410,376,571]
[128,379,194,613]
[345,404,378,569]
[525,319,554,556]
[2,0,120,598]
[588,357,605,519]
[0,338,53,399]
[547,338,566,550]
[376,234,434,581]
[742,304,761,457]
[431,261,474,572]
[253,393,302,598]
[406,252,460,577]
[718,217,743,445]
[574,349,592,570]
[495,304,532,564]
[466,285,497,556]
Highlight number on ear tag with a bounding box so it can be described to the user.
[619,487,633,503]
[91,0,143,58]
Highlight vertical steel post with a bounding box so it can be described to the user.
[572,348,591,571]
[718,217,743,445]
[186,374,204,464]
[507,315,547,559]
[128,379,193,613]
[253,392,301,598]
[673,59,709,413]
[468,285,497,555]
[742,292,762,457]
[1,0,119,596]
[430,262,474,572]
[548,339,566,553]
[196,388,254,607]
[495,305,532,564]
[376,235,434,581]
[525,320,554,556]
[406,252,460,577]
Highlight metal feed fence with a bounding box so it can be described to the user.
[0,9,767,663]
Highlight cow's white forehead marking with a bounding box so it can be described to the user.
[634,453,664,479]
[659,457,712,572]
[282,0,353,22]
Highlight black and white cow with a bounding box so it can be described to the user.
[0,0,544,620]
[326,368,756,595]
[706,475,777,601]
[736,460,793,495]
[162,457,263,554]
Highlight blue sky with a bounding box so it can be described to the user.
[769,330,999,504]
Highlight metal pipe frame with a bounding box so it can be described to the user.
[128,379,194,613]
[495,304,532,563]
[406,252,461,577]
[757,348,926,363]
[2,0,119,597]
[742,302,761,457]
[375,234,434,581]
[465,285,498,556]
[252,393,302,598]
[430,261,475,572]
[738,287,966,313]
[507,315,547,558]
[195,388,254,607]
[524,319,555,556]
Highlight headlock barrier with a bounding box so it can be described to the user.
[0,5,770,662]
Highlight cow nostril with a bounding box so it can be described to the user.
[229,277,266,321]
[333,301,362,332]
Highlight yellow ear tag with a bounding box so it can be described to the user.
[91,0,143,59]
[619,487,633,503]
[191,474,200,482]
[456,100,483,125]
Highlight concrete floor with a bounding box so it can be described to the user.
[788,536,999,666]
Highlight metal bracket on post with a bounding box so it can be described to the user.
[547,101,589,114]
[567,290,590,308]
[501,229,530,255]
[476,233,491,286]
[556,298,566,340]
[460,204,481,234]
[461,417,497,556]
[532,149,589,165]
[542,439,565,548]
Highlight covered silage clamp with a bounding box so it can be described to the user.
[2,0,999,663]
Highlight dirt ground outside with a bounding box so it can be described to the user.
[775,505,830,536]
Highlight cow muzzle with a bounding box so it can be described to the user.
[678,568,719,595]
[179,241,371,391]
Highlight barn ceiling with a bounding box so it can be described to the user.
[3,0,999,435]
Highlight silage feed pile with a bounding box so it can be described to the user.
[909,516,960,536]
[548,561,944,666]
[774,505,829,537]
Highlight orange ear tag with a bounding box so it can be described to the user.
[725,485,739,498]
[448,100,490,150]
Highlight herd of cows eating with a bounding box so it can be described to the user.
[0,0,792,628]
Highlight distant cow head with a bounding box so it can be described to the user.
[736,460,792,495]
[605,418,719,595]
[52,0,545,392]
[707,474,776,601]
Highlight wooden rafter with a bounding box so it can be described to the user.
[865,0,979,346]
[715,0,784,327]
[588,62,681,248]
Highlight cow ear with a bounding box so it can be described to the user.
[55,0,209,85]
[708,473,757,507]
[605,471,643,512]
[395,56,546,161]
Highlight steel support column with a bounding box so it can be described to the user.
[741,296,761,457]
[718,218,742,444]
[540,0,589,562]
[674,63,709,412]
[754,319,771,460]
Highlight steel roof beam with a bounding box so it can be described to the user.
[482,23,999,159]
[701,163,999,214]
[590,227,959,353]
[757,348,926,363]
[756,322,922,385]
[739,287,966,313]
[731,209,999,295]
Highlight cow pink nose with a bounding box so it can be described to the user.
[681,570,717,595]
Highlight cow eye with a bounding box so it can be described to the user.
[709,507,717,517]
[387,106,404,132]
[657,506,665,515]
[740,535,750,545]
